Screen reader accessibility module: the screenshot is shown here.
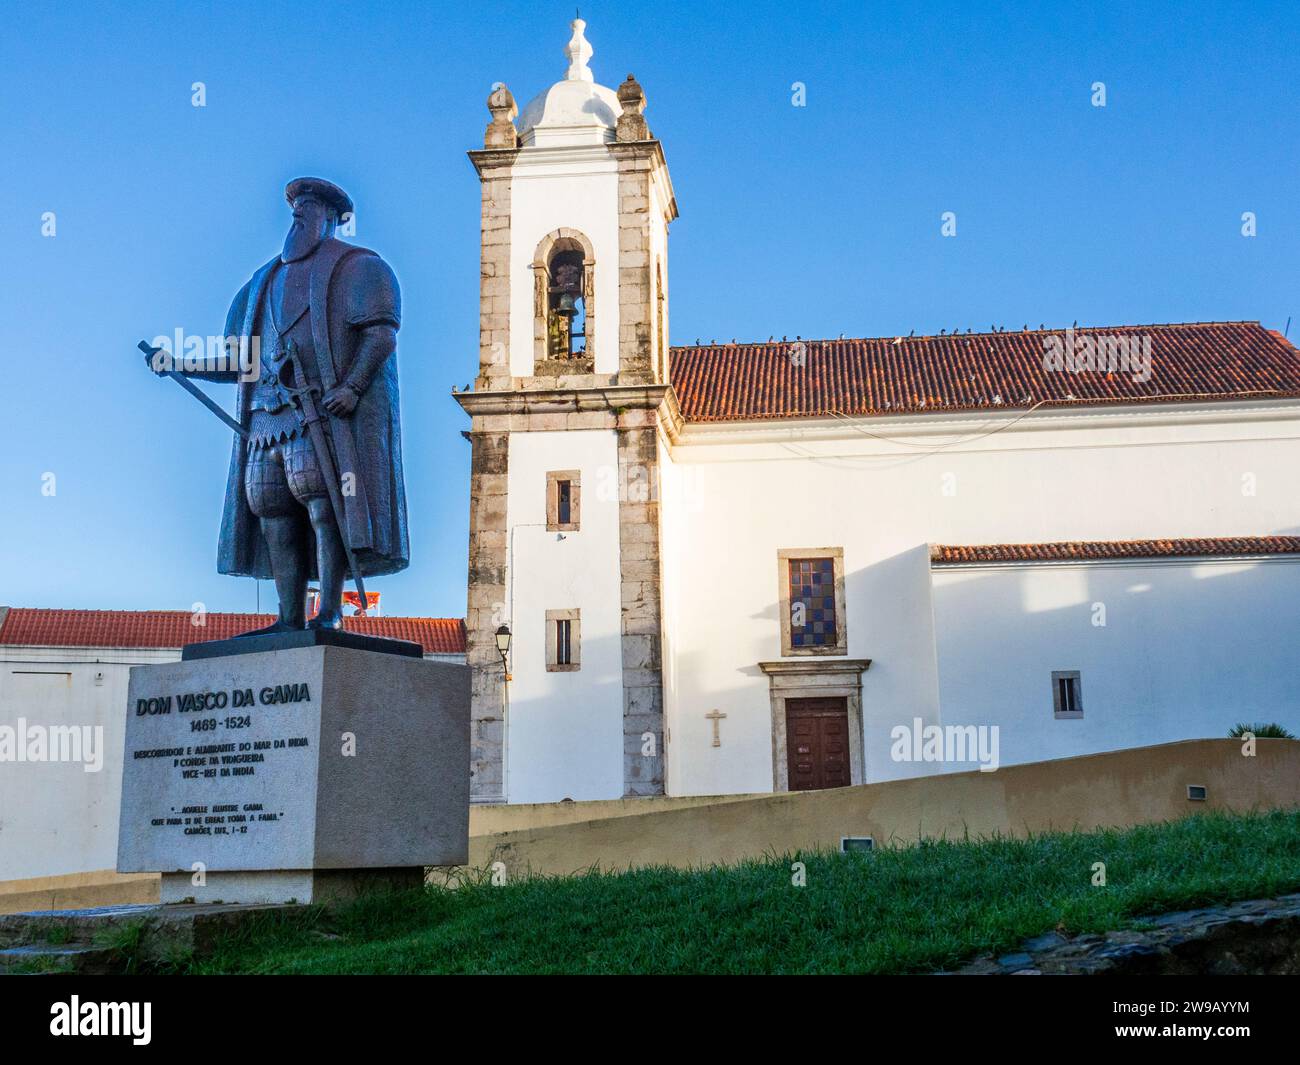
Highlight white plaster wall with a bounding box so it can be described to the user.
[659,402,1300,794]
[932,558,1300,769]
[0,648,176,881]
[507,148,621,376]
[505,429,625,802]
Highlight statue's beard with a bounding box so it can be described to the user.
[281,220,323,263]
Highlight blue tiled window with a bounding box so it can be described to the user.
[789,557,837,647]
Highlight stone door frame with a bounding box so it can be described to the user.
[758,658,872,792]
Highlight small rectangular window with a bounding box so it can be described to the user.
[545,609,580,672]
[546,470,581,531]
[788,557,837,648]
[1052,671,1083,718]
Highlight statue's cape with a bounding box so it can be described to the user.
[216,238,409,581]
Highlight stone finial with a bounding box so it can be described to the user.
[484,82,518,149]
[564,17,594,82]
[616,73,649,141]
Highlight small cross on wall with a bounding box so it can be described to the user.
[704,709,727,748]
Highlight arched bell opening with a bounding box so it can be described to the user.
[532,228,596,373]
[547,248,587,359]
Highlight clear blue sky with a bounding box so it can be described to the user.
[1,1,1296,620]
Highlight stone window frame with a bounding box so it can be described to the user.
[546,469,581,532]
[759,659,871,792]
[532,228,596,369]
[777,547,848,657]
[545,608,581,673]
[1052,670,1083,719]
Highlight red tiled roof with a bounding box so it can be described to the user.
[931,537,1300,565]
[0,609,466,655]
[668,322,1300,423]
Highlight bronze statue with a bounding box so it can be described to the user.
[143,178,409,635]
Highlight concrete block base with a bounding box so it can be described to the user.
[118,644,470,898]
[160,867,424,906]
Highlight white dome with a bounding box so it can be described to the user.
[518,80,621,146]
[516,19,621,148]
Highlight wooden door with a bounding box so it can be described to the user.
[785,697,851,791]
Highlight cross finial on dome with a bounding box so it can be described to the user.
[564,17,594,82]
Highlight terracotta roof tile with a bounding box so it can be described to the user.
[0,609,466,655]
[931,537,1300,565]
[669,322,1300,423]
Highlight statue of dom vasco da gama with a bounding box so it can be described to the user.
[144,178,409,635]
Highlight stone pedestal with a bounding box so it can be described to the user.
[116,642,469,905]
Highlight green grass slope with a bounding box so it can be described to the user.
[186,809,1300,975]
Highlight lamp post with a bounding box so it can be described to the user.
[494,623,512,805]
[495,624,512,682]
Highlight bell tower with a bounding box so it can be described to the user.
[469,18,676,390]
[458,19,679,804]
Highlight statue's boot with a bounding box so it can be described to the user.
[306,497,347,631]
[237,512,309,637]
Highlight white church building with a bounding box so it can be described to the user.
[456,19,1300,805]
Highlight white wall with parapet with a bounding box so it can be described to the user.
[659,400,1300,794]
[504,429,625,803]
[932,557,1300,769]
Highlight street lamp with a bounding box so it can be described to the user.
[495,624,512,682]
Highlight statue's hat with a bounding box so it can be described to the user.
[284,177,354,220]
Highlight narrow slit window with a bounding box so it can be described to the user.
[557,480,572,526]
[1052,671,1083,718]
[546,470,581,531]
[556,619,572,666]
[545,609,580,672]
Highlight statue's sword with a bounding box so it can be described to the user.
[137,341,249,440]
[281,340,368,605]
